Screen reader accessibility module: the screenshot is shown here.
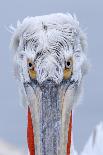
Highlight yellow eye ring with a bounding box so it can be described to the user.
[64,58,73,80]
[27,60,36,79]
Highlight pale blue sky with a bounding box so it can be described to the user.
[0,0,103,153]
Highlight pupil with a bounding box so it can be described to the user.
[29,63,32,67]
[67,61,70,66]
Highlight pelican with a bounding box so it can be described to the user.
[10,13,88,155]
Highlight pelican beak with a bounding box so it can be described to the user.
[24,78,74,155]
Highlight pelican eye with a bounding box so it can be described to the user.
[28,62,33,68]
[27,60,36,79]
[64,58,73,80]
[66,61,70,67]
[65,59,72,69]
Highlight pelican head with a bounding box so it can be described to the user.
[10,13,88,155]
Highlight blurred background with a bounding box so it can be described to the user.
[0,0,103,154]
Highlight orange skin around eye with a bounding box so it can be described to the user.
[64,58,73,80]
[28,68,36,79]
[27,59,36,79]
[64,68,72,80]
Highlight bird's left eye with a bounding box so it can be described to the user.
[28,62,33,69]
[27,60,36,79]
[65,59,72,69]
[64,58,73,80]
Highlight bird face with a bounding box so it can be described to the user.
[27,56,73,82]
[11,13,88,155]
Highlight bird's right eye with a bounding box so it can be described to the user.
[27,59,36,79]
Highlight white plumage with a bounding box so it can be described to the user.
[11,13,88,155]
